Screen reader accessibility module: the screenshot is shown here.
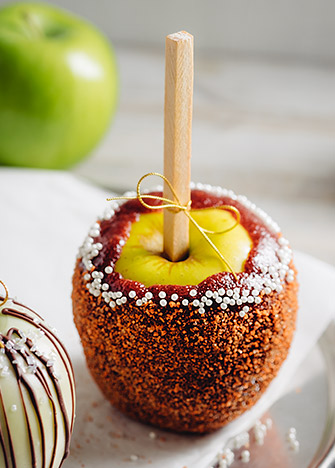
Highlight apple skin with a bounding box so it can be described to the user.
[0,2,118,168]
[115,209,253,286]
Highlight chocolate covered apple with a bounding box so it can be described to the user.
[72,32,298,433]
[0,286,75,466]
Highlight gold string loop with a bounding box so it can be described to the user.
[0,281,9,307]
[107,172,240,279]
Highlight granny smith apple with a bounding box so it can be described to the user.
[115,208,252,286]
[0,2,118,168]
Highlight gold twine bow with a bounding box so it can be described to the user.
[0,280,9,307]
[107,172,240,279]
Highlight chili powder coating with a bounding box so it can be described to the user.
[72,185,298,433]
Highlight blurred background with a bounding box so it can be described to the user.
[1,0,334,262]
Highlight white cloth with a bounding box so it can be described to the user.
[0,168,334,468]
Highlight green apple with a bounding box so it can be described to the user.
[0,2,118,168]
[115,208,252,286]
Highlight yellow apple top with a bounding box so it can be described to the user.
[115,209,252,286]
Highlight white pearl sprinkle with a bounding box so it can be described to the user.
[218,459,228,468]
[136,299,142,306]
[291,440,300,452]
[171,293,178,301]
[233,431,250,449]
[105,266,113,274]
[239,311,245,318]
[145,292,153,300]
[158,291,166,299]
[265,418,273,430]
[160,299,167,307]
[129,290,136,298]
[241,450,250,463]
[190,289,197,297]
[199,307,205,314]
[193,300,200,307]
[182,299,189,306]
[205,290,213,298]
[243,306,249,313]
[221,303,227,310]
[218,288,225,296]
[222,448,234,465]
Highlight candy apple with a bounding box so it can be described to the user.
[72,186,298,433]
[0,2,118,168]
[0,291,75,467]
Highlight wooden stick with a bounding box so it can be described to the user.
[163,31,193,262]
